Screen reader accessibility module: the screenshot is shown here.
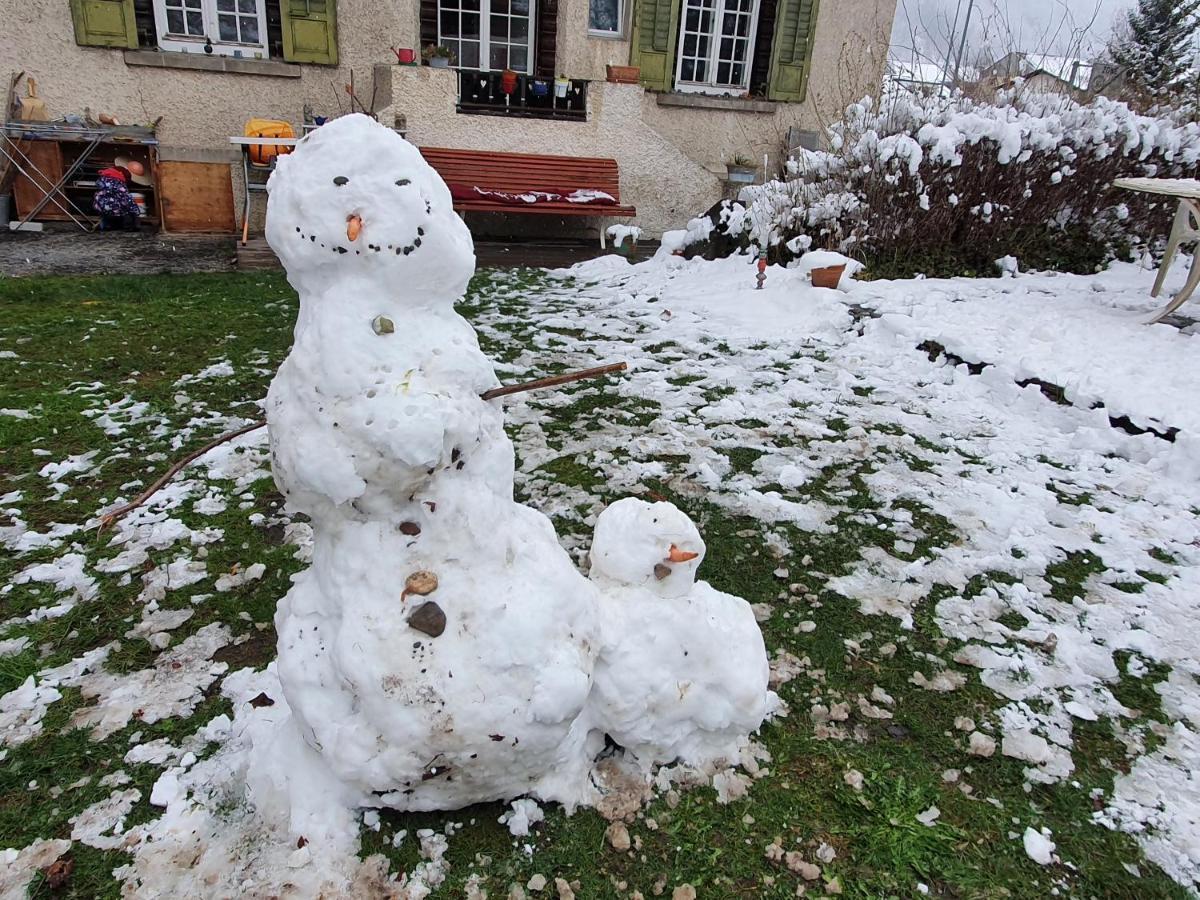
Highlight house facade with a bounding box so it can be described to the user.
[4,0,895,236]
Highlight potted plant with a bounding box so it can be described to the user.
[500,68,519,95]
[796,249,856,290]
[423,44,456,68]
[554,75,570,98]
[726,154,757,184]
[606,224,642,257]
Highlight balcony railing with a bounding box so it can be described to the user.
[455,71,588,121]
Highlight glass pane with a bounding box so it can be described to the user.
[491,0,508,12]
[696,34,709,56]
[461,40,480,67]
[511,0,529,14]
[183,0,201,8]
[238,0,256,11]
[722,11,736,33]
[737,14,749,36]
[166,8,184,32]
[242,16,259,41]
[699,10,711,31]
[511,16,527,40]
[462,12,479,37]
[490,14,508,39]
[489,44,506,69]
[694,58,708,81]
[720,36,733,58]
[683,33,695,54]
[441,11,457,36]
[731,61,743,84]
[461,0,479,10]
[588,0,618,30]
[186,10,203,32]
[217,0,234,10]
[681,58,695,81]
[510,46,527,71]
[717,61,730,84]
[219,14,238,39]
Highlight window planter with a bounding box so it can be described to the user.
[725,163,756,183]
[606,65,640,84]
[456,70,588,120]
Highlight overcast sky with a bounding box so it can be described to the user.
[890,0,1134,65]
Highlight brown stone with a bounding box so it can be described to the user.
[399,521,422,536]
[408,601,446,637]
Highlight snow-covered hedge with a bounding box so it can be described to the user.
[694,91,1200,277]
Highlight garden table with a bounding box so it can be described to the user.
[1113,177,1200,322]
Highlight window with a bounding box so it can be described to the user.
[588,0,624,36]
[674,0,759,93]
[153,0,268,56]
[438,0,535,74]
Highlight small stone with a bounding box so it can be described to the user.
[653,563,672,581]
[606,821,631,851]
[968,731,997,757]
[653,875,667,895]
[555,877,575,900]
[408,601,446,637]
[509,886,527,900]
[824,876,843,894]
[399,521,422,536]
[249,692,275,708]
[843,769,864,791]
[403,570,438,598]
[671,886,696,900]
[886,724,911,739]
[371,315,395,335]
[527,875,547,892]
[954,716,975,732]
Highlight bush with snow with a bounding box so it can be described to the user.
[688,91,1200,278]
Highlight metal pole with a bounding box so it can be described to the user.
[951,0,976,87]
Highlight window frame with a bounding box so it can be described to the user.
[672,0,761,95]
[437,0,537,75]
[587,0,627,39]
[152,0,269,57]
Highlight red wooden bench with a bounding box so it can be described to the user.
[419,147,635,247]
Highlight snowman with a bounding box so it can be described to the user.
[263,114,601,810]
[587,498,775,768]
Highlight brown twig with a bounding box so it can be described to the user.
[95,362,627,531]
[97,421,266,532]
[480,362,627,400]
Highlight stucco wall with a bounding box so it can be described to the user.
[2,0,894,236]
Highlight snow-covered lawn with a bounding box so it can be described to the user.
[2,256,1199,897]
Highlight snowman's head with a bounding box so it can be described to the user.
[589,497,706,599]
[265,114,474,298]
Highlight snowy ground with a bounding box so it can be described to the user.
[1,257,1199,898]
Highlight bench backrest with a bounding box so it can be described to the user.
[420,147,622,200]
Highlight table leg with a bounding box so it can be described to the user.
[1149,199,1200,322]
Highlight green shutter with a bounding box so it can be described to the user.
[767,0,818,101]
[281,0,338,65]
[69,0,137,48]
[630,0,681,91]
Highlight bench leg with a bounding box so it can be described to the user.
[599,219,606,250]
[1151,200,1191,298]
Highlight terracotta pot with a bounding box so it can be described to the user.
[810,264,846,289]
[501,69,519,94]
[606,65,640,84]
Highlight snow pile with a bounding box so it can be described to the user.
[688,91,1200,271]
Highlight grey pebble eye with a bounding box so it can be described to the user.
[333,176,349,186]
[396,178,411,187]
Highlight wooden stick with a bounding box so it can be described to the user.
[97,420,265,532]
[96,362,627,530]
[481,361,627,400]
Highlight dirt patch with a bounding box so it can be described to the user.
[212,627,277,670]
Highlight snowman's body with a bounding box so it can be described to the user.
[588,499,775,767]
[265,115,599,810]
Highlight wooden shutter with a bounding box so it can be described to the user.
[766,0,817,101]
[419,0,437,50]
[281,0,338,65]
[535,0,558,76]
[630,0,681,91]
[69,0,138,48]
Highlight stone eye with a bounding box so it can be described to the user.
[333,176,349,186]
[396,178,411,187]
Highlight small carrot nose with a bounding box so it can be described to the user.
[667,544,699,562]
[346,214,362,242]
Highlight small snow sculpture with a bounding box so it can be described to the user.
[263,114,773,816]
[588,498,775,767]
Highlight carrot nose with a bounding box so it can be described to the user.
[346,214,362,242]
[667,544,699,562]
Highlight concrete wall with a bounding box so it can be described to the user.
[2,0,894,237]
